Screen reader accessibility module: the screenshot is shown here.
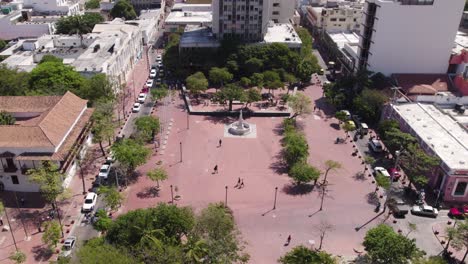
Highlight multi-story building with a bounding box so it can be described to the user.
[129,0,164,13]
[358,0,464,76]
[0,9,55,40]
[212,0,296,41]
[305,1,364,34]
[0,91,93,192]
[22,0,80,16]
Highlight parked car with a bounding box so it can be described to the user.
[89,177,103,193]
[145,79,154,88]
[105,151,114,165]
[159,69,164,76]
[345,120,356,131]
[368,139,384,153]
[388,167,402,181]
[60,236,76,257]
[149,69,157,79]
[411,205,438,218]
[156,54,162,61]
[387,198,409,217]
[132,103,141,113]
[319,68,325,75]
[156,78,162,84]
[82,192,97,213]
[98,164,110,179]
[448,205,468,219]
[341,110,351,120]
[374,166,391,178]
[138,93,147,103]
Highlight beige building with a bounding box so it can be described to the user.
[305,1,364,33]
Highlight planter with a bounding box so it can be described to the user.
[393,220,397,224]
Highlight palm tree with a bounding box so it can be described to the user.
[147,168,168,189]
[319,160,342,211]
[136,226,165,252]
[184,237,208,263]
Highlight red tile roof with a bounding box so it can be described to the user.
[393,74,450,95]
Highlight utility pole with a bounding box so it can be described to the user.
[179,142,182,163]
[273,187,278,210]
[225,186,228,208]
[170,185,174,204]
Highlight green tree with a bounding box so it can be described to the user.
[446,219,468,263]
[288,162,321,186]
[92,102,115,156]
[245,58,264,75]
[283,73,297,91]
[93,209,112,232]
[9,251,26,264]
[99,186,124,212]
[151,87,169,102]
[183,237,209,263]
[283,131,309,167]
[186,72,208,102]
[0,111,15,125]
[0,39,6,51]
[42,220,62,248]
[375,174,391,191]
[39,55,63,64]
[377,120,400,140]
[28,162,64,205]
[81,74,115,105]
[413,256,447,264]
[363,224,424,264]
[193,203,249,263]
[209,67,233,88]
[279,245,336,264]
[0,65,29,96]
[245,88,261,106]
[78,238,134,264]
[239,77,251,88]
[85,0,100,9]
[134,116,160,142]
[352,89,387,124]
[214,83,245,111]
[399,143,440,187]
[147,167,168,189]
[55,13,104,35]
[111,139,150,182]
[383,128,417,154]
[296,59,319,83]
[29,61,86,95]
[334,111,348,122]
[322,160,342,184]
[226,60,239,74]
[110,0,137,20]
[250,73,264,88]
[263,70,283,94]
[288,93,312,118]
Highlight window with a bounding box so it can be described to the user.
[272,11,279,15]
[273,2,279,6]
[339,18,346,21]
[11,175,19,184]
[228,15,231,20]
[454,181,467,196]
[354,18,357,22]
[330,18,337,21]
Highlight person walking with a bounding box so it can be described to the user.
[213,165,218,174]
[287,235,291,245]
[240,179,244,188]
[219,139,222,147]
[235,177,241,187]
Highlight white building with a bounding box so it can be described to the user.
[0,92,93,192]
[129,0,164,13]
[165,9,212,33]
[0,9,55,40]
[1,19,143,86]
[22,0,80,16]
[212,0,296,41]
[130,8,164,44]
[305,1,364,33]
[357,0,465,76]
[171,3,211,12]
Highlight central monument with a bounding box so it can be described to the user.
[228,110,252,136]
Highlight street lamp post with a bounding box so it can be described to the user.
[3,205,18,251]
[179,142,182,163]
[13,192,28,238]
[392,150,401,182]
[170,185,174,204]
[225,186,228,208]
[273,187,278,210]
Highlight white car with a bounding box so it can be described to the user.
[149,69,157,79]
[368,139,383,153]
[98,164,110,179]
[411,205,438,218]
[132,102,141,113]
[60,236,76,257]
[374,167,391,177]
[156,54,162,61]
[138,93,147,103]
[82,192,97,213]
[145,79,154,88]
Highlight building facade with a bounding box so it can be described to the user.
[0,92,93,192]
[358,0,465,76]
[129,0,164,13]
[212,0,295,41]
[304,2,363,34]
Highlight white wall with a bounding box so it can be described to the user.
[362,0,464,76]
[270,0,295,23]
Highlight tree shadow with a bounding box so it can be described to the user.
[202,115,236,125]
[136,186,160,199]
[126,170,143,185]
[32,245,53,262]
[313,97,335,117]
[272,122,284,136]
[329,123,340,130]
[282,183,314,196]
[269,152,288,175]
[366,192,380,206]
[353,171,367,182]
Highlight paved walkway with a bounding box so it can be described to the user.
[119,74,386,263]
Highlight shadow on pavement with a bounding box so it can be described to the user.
[136,186,160,199]
[282,183,314,196]
[269,152,288,175]
[32,245,53,262]
[353,171,367,182]
[355,211,385,232]
[329,123,340,130]
[203,115,236,125]
[366,192,380,206]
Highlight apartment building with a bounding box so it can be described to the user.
[0,92,93,192]
[305,1,364,33]
[212,0,295,41]
[358,0,464,76]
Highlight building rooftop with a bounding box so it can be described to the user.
[327,31,360,49]
[171,3,211,12]
[165,11,212,24]
[0,91,88,149]
[179,25,220,48]
[138,8,162,20]
[453,30,468,54]
[393,103,468,171]
[393,74,451,95]
[263,23,302,48]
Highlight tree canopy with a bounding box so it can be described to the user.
[209,67,233,87]
[214,83,245,111]
[279,245,336,264]
[186,72,208,96]
[28,161,65,204]
[288,162,321,185]
[85,0,100,9]
[352,89,387,124]
[289,93,312,118]
[78,238,134,264]
[134,116,160,142]
[363,224,424,264]
[29,61,86,95]
[0,111,15,125]
[110,0,137,20]
[111,138,150,174]
[55,13,104,35]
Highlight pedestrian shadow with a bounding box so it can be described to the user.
[31,245,53,262]
[353,171,367,182]
[282,183,314,196]
[136,186,160,199]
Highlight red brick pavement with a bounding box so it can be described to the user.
[120,75,387,262]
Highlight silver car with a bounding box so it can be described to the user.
[60,236,76,257]
[411,205,438,218]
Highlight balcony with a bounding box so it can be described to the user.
[21,166,34,174]
[3,165,18,173]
